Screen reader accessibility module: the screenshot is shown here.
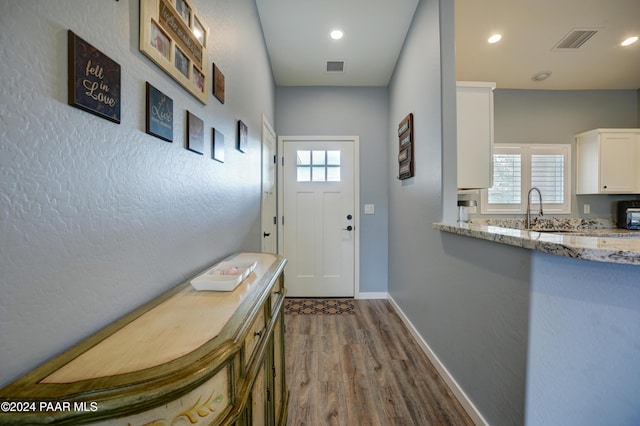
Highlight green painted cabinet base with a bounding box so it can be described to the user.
[0,253,288,426]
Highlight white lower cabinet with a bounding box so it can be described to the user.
[576,129,640,194]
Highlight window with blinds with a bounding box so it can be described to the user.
[531,154,565,204]
[482,144,571,214]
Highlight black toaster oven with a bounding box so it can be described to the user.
[617,200,640,230]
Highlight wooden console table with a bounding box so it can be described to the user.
[0,253,288,425]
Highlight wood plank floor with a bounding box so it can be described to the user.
[284,299,474,426]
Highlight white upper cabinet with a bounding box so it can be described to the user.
[576,129,640,194]
[457,81,496,189]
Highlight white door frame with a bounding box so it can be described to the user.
[277,135,360,298]
[260,114,277,253]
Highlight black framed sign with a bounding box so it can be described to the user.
[186,111,204,155]
[212,128,224,162]
[237,120,248,153]
[212,63,225,104]
[145,82,173,142]
[68,30,121,123]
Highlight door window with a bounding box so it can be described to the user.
[296,150,341,182]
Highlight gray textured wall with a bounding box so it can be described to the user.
[526,252,640,425]
[0,0,274,387]
[275,86,390,294]
[387,0,530,423]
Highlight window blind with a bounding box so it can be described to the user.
[531,154,564,204]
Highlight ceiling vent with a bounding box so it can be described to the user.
[553,28,599,50]
[326,60,345,73]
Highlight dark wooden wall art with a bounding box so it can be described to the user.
[398,113,414,179]
[212,63,225,104]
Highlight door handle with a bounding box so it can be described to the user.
[263,232,271,237]
[342,225,353,231]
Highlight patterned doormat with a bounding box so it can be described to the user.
[284,299,355,315]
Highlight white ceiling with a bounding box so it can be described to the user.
[455,0,640,90]
[255,0,419,86]
[256,0,640,90]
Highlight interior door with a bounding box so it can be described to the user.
[281,138,356,297]
[261,116,277,253]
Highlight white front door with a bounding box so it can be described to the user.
[280,137,357,297]
[261,116,277,254]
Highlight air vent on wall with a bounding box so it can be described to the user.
[553,28,599,50]
[326,60,345,73]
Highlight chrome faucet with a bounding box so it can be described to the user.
[526,187,543,229]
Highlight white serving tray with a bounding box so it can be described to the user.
[190,259,258,291]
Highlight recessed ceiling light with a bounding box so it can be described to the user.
[330,30,344,40]
[532,71,552,82]
[621,36,638,47]
[488,34,502,44]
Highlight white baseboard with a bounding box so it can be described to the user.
[387,295,488,426]
[356,292,388,300]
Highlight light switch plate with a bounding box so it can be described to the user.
[364,204,375,215]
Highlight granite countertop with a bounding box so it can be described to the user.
[434,218,640,265]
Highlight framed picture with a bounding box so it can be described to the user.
[187,111,204,155]
[237,120,248,153]
[67,30,121,123]
[150,21,170,60]
[145,82,173,142]
[174,47,189,78]
[193,17,205,45]
[192,66,205,92]
[140,0,209,104]
[212,63,225,104]
[398,113,414,180]
[212,128,224,163]
[175,0,191,25]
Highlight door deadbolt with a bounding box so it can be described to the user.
[347,214,353,220]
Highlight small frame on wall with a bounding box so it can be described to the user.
[398,113,414,180]
[186,111,204,155]
[68,30,121,123]
[145,82,173,142]
[212,63,225,104]
[237,120,248,153]
[212,128,224,163]
[139,0,209,104]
